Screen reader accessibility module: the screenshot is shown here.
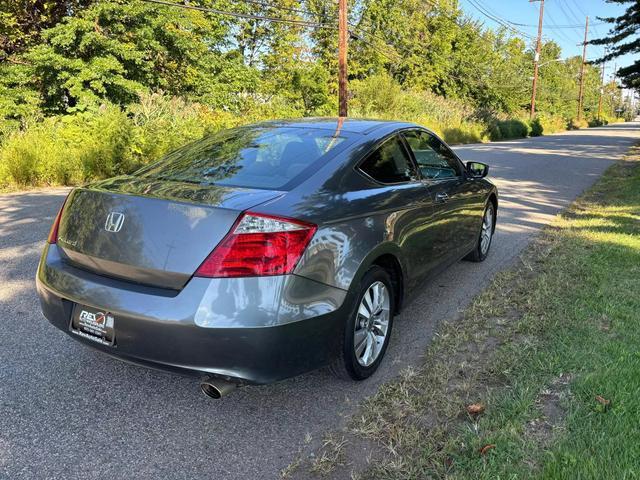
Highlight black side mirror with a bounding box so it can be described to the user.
[466,161,489,178]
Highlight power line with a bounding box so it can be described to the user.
[236,0,321,19]
[546,8,581,44]
[350,0,460,63]
[466,0,536,39]
[466,0,537,40]
[555,0,585,41]
[349,28,402,61]
[544,22,605,29]
[562,0,584,25]
[140,0,335,29]
[469,0,603,30]
[472,0,586,29]
[568,0,588,19]
[144,0,402,64]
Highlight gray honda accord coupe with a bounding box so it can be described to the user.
[37,118,497,398]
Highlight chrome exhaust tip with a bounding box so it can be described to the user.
[199,376,237,399]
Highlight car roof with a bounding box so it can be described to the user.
[253,117,418,135]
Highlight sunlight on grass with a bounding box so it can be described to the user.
[345,149,640,479]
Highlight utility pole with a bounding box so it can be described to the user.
[597,48,606,122]
[611,61,617,117]
[529,0,544,120]
[338,0,348,117]
[577,16,589,122]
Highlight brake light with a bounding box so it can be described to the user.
[195,212,317,278]
[47,194,69,244]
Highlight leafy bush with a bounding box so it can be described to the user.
[350,74,488,144]
[442,122,487,144]
[486,123,503,141]
[488,119,530,141]
[529,117,543,137]
[588,118,608,127]
[127,94,219,173]
[0,118,80,186]
[529,113,566,136]
[569,118,589,130]
[0,92,305,189]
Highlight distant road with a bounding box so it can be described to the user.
[1,123,638,480]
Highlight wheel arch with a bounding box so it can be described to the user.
[351,243,406,314]
[488,192,498,231]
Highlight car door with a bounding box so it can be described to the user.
[401,129,478,266]
[356,134,439,288]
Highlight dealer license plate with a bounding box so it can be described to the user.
[70,305,116,346]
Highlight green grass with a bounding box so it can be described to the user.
[340,146,640,479]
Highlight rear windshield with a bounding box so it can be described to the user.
[135,126,349,190]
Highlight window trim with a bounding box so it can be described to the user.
[354,133,421,186]
[400,128,466,183]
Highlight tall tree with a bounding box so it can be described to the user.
[591,0,640,91]
[0,0,94,59]
[1,0,242,114]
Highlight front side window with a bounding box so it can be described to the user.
[403,130,462,180]
[359,136,417,184]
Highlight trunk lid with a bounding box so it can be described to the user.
[56,176,283,290]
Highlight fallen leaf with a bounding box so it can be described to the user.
[595,395,611,406]
[479,444,496,455]
[466,403,485,415]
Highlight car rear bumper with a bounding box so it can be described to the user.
[36,245,349,384]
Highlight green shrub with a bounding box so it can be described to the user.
[588,118,608,127]
[0,81,579,189]
[0,92,306,189]
[529,113,567,137]
[0,118,83,187]
[0,104,134,187]
[442,122,487,144]
[488,119,530,141]
[66,106,134,180]
[529,117,543,137]
[569,118,589,130]
[533,113,567,135]
[349,73,488,144]
[485,122,502,141]
[127,94,213,172]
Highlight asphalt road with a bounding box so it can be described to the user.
[1,123,638,480]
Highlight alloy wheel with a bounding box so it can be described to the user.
[354,281,390,367]
[480,204,494,255]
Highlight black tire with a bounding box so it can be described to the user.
[465,201,495,262]
[330,266,395,381]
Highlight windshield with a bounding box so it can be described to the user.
[135,126,349,190]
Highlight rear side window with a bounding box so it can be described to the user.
[359,136,417,184]
[403,130,462,179]
[135,126,348,190]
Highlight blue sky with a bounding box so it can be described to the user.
[457,0,634,82]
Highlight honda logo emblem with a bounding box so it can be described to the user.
[104,212,125,233]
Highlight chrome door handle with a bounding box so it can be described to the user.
[435,192,449,203]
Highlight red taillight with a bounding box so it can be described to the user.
[47,195,69,244]
[195,212,317,278]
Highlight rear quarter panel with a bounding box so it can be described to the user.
[253,130,431,295]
